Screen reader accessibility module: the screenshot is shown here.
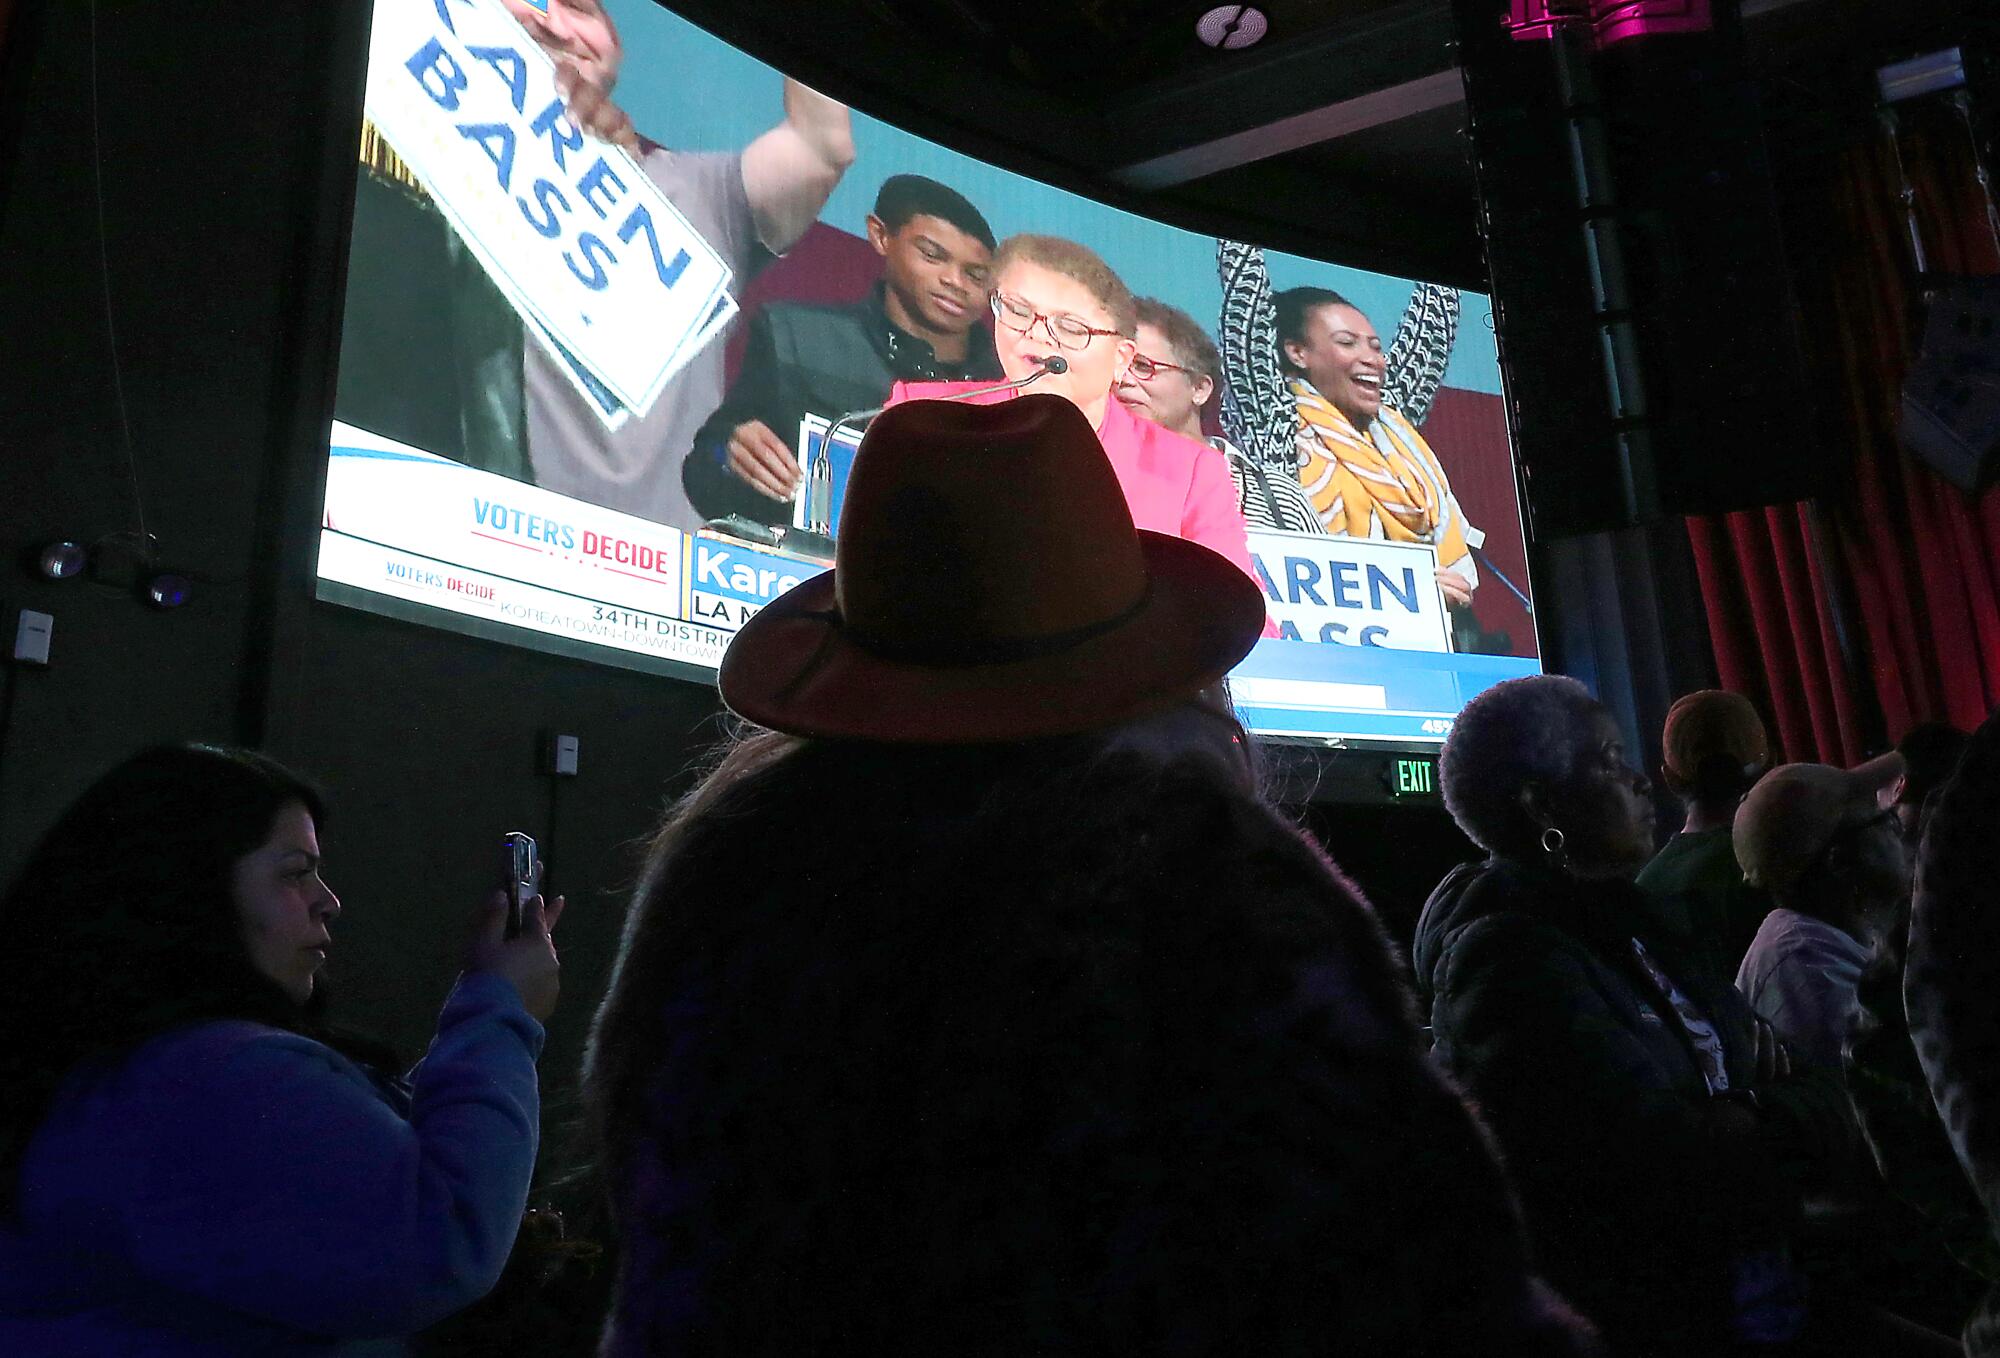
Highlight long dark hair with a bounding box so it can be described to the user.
[580,715,1356,1351]
[581,726,1180,1182]
[0,744,337,1208]
[581,698,1272,1177]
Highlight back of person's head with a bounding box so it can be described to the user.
[871,173,996,252]
[1133,296,1221,383]
[582,397,1361,1348]
[585,718,1251,1125]
[1897,721,1969,809]
[586,713,1441,1352]
[1273,285,1356,373]
[992,233,1138,336]
[1660,689,1769,810]
[0,744,326,1205]
[1735,755,1907,910]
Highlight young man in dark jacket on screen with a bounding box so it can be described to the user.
[681,174,1003,527]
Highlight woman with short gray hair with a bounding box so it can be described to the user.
[1437,674,1610,865]
[1413,675,1882,1356]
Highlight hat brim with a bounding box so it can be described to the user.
[718,531,1267,743]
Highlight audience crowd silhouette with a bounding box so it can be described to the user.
[1,398,1993,1355]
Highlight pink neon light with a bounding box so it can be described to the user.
[1591,0,1711,44]
[1507,0,1589,42]
[1505,0,1710,45]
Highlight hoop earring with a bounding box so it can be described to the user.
[1540,825,1567,869]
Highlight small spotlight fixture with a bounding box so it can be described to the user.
[1196,5,1267,51]
[144,572,193,610]
[1877,47,1966,105]
[37,541,89,580]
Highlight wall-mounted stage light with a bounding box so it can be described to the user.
[144,572,193,609]
[36,541,89,580]
[1878,48,1966,105]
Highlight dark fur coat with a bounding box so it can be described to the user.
[586,743,1596,1356]
[1910,706,2000,1358]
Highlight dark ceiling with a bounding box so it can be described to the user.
[654,0,1990,288]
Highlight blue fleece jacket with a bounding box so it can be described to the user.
[0,971,543,1355]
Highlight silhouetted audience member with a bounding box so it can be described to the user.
[1845,888,1994,1339]
[0,745,565,1354]
[1414,676,1916,1358]
[1845,719,1992,1320]
[583,396,1597,1356]
[1734,756,1908,1072]
[1893,721,1971,844]
[1729,756,1987,1337]
[1909,706,2000,1358]
[1638,689,1775,974]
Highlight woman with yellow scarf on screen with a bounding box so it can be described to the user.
[1275,287,1481,610]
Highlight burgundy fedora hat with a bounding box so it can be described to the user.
[718,394,1266,743]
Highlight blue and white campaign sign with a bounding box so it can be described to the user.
[319,421,735,670]
[1249,531,1452,653]
[365,0,735,424]
[687,534,828,631]
[315,418,1521,724]
[1229,641,1537,744]
[791,413,866,535]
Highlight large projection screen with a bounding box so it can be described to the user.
[321,0,1541,746]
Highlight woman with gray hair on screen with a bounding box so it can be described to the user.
[1412,675,1948,1357]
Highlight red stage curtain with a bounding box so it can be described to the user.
[1688,104,2000,764]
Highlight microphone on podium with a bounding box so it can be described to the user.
[801,356,1069,537]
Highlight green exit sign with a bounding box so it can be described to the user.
[1392,757,1437,799]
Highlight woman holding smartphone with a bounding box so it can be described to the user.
[0,744,563,1355]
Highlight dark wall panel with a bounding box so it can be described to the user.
[1455,0,1825,538]
[273,604,728,1076]
[0,1,346,861]
[0,0,730,1094]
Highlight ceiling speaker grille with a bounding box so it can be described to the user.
[1195,5,1269,50]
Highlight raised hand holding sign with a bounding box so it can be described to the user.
[366,0,735,425]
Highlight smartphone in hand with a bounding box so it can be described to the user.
[501,831,540,940]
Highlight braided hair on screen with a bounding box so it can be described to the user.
[1382,280,1460,425]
